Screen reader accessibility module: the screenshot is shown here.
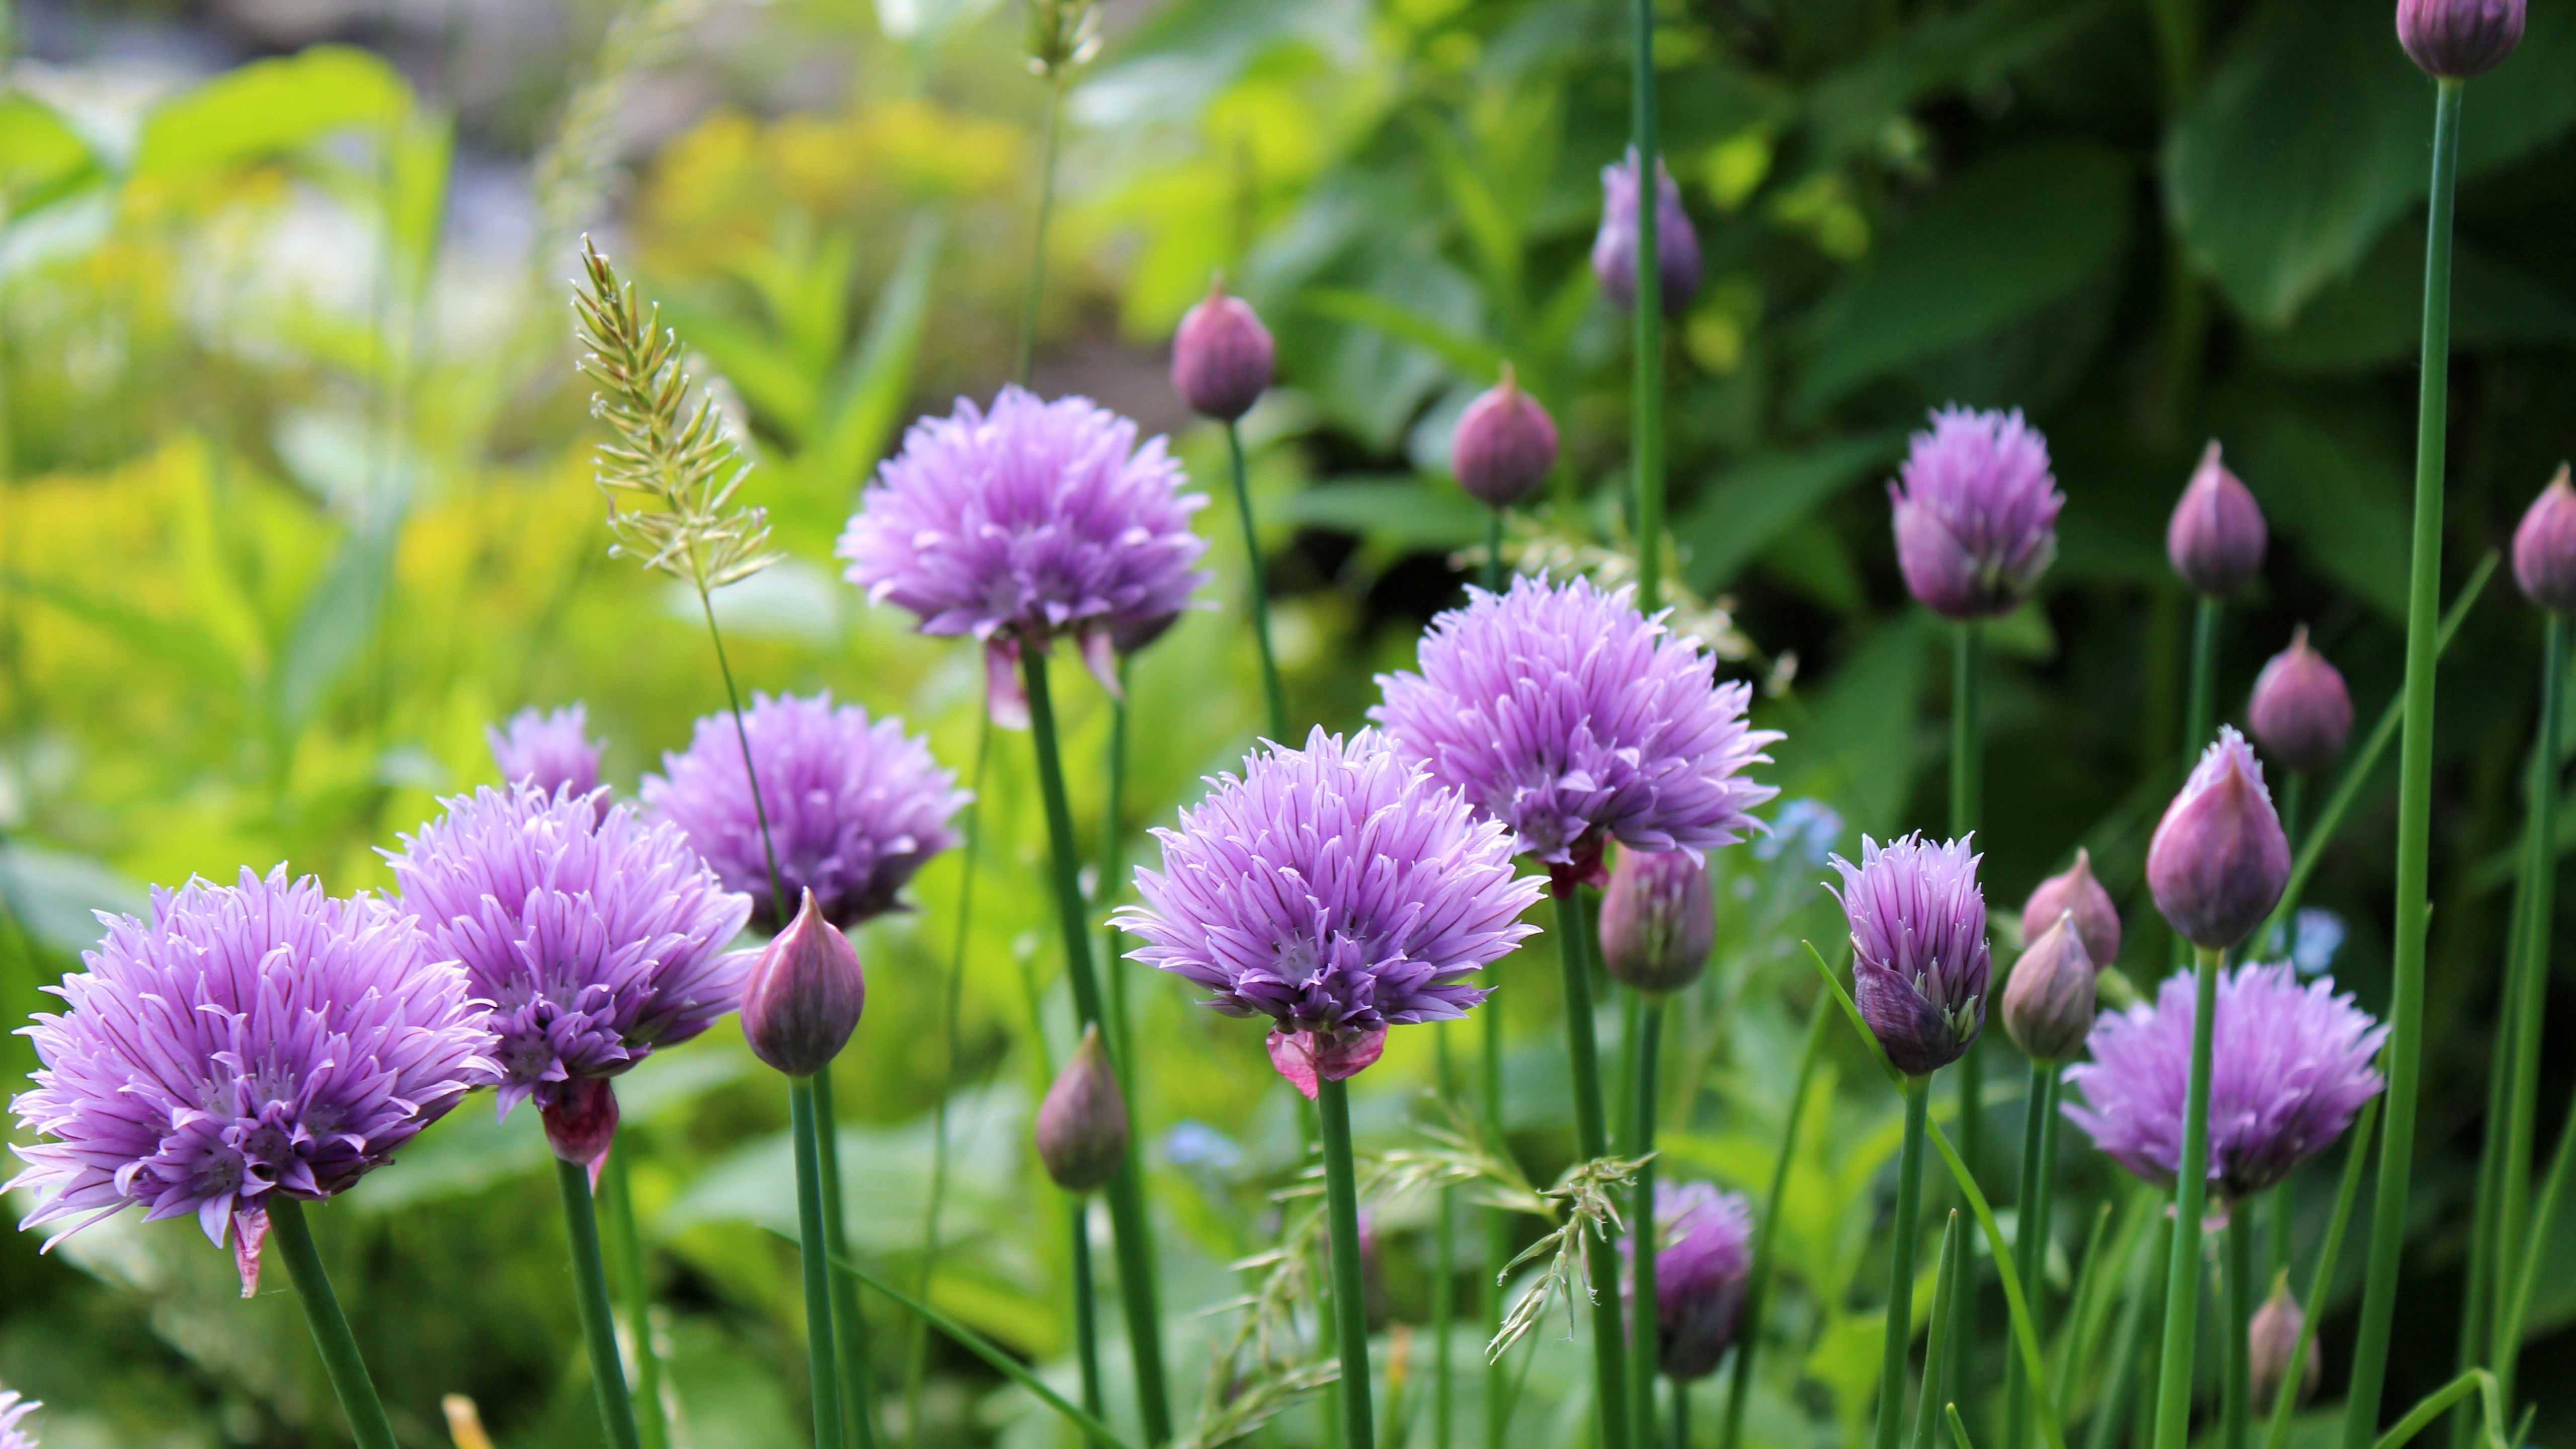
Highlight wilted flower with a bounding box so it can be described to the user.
[2002,913,2097,1063]
[836,386,1211,719]
[1592,148,1703,316]
[1036,1024,1130,1192]
[2511,464,2576,613]
[489,704,604,796]
[2166,442,2267,598]
[2063,962,2386,1199]
[387,784,752,1165]
[2020,847,2121,970]
[1171,281,1275,422]
[1451,365,1560,509]
[2147,727,2291,951]
[8,868,497,1294]
[1623,1181,1754,1381]
[1888,407,2063,621]
[1372,574,1781,887]
[739,891,866,1078]
[1598,848,1715,996]
[1116,728,1542,1098]
[1829,834,1990,1077]
[2396,0,2525,77]
[641,691,968,930]
[2247,627,2354,776]
[2249,1277,2322,1409]
[0,1388,35,1449]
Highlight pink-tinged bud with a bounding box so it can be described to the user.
[2248,1277,2322,1410]
[1171,281,1274,422]
[1451,365,1560,509]
[2512,464,2576,613]
[2021,847,2121,971]
[540,1074,621,1184]
[740,890,865,1077]
[2148,727,2290,950]
[2247,626,2354,775]
[1593,148,1703,317]
[2002,912,2098,1062]
[1598,848,1716,996]
[1035,1024,1130,1193]
[1265,1025,1387,1100]
[2397,0,2524,77]
[2166,442,2267,598]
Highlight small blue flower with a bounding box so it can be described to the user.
[2291,909,2345,977]
[1161,1121,1244,1176]
[1755,798,1843,866]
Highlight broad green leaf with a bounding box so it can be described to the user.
[2252,230,2576,372]
[273,517,399,735]
[656,296,824,445]
[1272,477,1489,551]
[802,210,948,501]
[132,45,412,178]
[1301,286,1507,381]
[1676,433,1903,592]
[0,93,102,212]
[0,843,145,957]
[1768,615,1933,838]
[2242,411,2412,622]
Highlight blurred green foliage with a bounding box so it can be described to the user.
[3,0,2575,1446]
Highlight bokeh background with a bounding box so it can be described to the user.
[2,0,2574,1445]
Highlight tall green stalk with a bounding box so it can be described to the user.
[2264,1099,2378,1449]
[2178,596,2223,969]
[2085,1204,2168,1449]
[559,1158,648,1449]
[602,1147,669,1449]
[1071,1199,1105,1415]
[1016,75,1065,386]
[2492,611,2564,1413]
[2222,1205,2255,1449]
[2151,946,2223,1449]
[1554,887,1633,1449]
[1950,622,1984,1416]
[1629,999,1667,1443]
[1434,1025,1458,1449]
[812,1081,879,1449]
[1023,648,1175,1444]
[1104,659,1136,1079]
[2344,75,2464,1449]
[1483,973,1512,1449]
[1628,0,1665,613]
[2005,1065,2060,1449]
[790,1080,850,1449]
[270,1197,400,1449]
[1226,420,1287,739]
[1874,1078,1931,1449]
[1719,1007,1832,1449]
[1913,1213,1964,1449]
[1318,1077,1379,1449]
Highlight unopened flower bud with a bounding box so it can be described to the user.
[1264,1024,1387,1100]
[1598,848,1715,996]
[740,890,865,1077]
[1171,281,1274,422]
[2397,0,2525,78]
[2512,464,2576,613]
[1452,365,1560,509]
[2247,626,2354,775]
[2248,1276,2322,1410]
[2002,913,2098,1062]
[2148,728,2290,951]
[488,703,605,797]
[2167,442,2267,598]
[1592,148,1703,317]
[540,1074,621,1184]
[2021,847,2121,971]
[1036,1024,1130,1193]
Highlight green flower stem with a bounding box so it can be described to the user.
[1628,997,1666,1443]
[1913,1213,1963,1449]
[1434,1024,1458,1449]
[1071,1198,1105,1415]
[911,718,990,1447]
[2223,1203,2255,1449]
[2269,1188,2292,1287]
[2151,945,2223,1449]
[790,1080,850,1449]
[1874,1077,1931,1449]
[602,1146,670,1449]
[1484,509,1504,594]
[1950,620,1984,1421]
[1023,647,1175,1445]
[2178,595,2222,970]
[2278,774,2307,861]
[1554,886,1634,1449]
[811,1073,878,1449]
[556,1158,648,1449]
[2492,611,2564,1412]
[1104,659,1136,1083]
[2004,1064,2060,1449]
[1016,73,1064,387]
[2265,1099,2378,1449]
[269,1196,400,1449]
[1316,1076,1379,1449]
[1483,986,1512,1449]
[1718,1006,1832,1449]
[2087,1209,2168,1449]
[2344,74,2464,1449]
[1672,1377,1689,1449]
[1226,419,1287,740]
[1628,0,1665,612]
[2497,1073,2576,1383]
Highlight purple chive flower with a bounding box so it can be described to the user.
[2148,727,2291,951]
[8,867,498,1295]
[640,691,969,931]
[2247,626,2354,776]
[387,783,751,1168]
[1829,833,1990,1077]
[1115,728,1542,1098]
[2397,0,2525,77]
[2064,961,2385,1200]
[1888,407,2063,621]
[2021,847,2121,972]
[836,386,1211,723]
[1623,1181,1755,1381]
[1592,147,1703,317]
[2512,464,2576,613]
[1452,364,1560,510]
[488,704,605,797]
[1171,281,1275,422]
[2166,441,2268,599]
[1371,573,1782,889]
[0,1389,34,1449]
